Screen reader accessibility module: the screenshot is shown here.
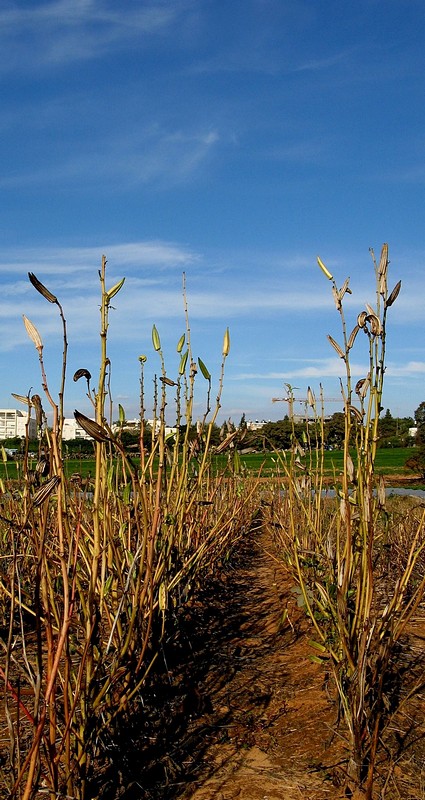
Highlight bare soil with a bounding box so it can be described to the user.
[93,517,425,800]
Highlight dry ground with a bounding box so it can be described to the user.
[93,513,425,800]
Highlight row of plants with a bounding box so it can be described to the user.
[265,245,425,798]
[0,261,260,799]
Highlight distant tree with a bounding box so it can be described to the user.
[414,401,425,428]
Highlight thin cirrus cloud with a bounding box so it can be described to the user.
[0,127,221,190]
[234,359,425,382]
[0,0,187,71]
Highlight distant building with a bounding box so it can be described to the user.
[62,418,92,441]
[246,420,268,431]
[0,409,37,440]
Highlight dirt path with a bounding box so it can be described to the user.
[101,521,425,800]
[105,522,344,800]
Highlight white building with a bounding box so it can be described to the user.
[0,409,37,440]
[62,418,92,441]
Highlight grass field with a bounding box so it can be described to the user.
[0,447,420,483]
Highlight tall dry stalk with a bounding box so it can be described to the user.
[268,245,425,798]
[0,257,259,799]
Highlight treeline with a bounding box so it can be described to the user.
[0,409,417,458]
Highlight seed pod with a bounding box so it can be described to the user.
[118,403,126,424]
[317,256,333,281]
[366,313,382,336]
[33,475,60,508]
[176,333,185,353]
[339,277,352,297]
[198,357,211,381]
[378,243,389,276]
[31,394,44,426]
[11,393,32,407]
[23,315,43,353]
[347,405,363,423]
[327,335,345,359]
[307,386,315,408]
[357,311,368,328]
[346,453,354,482]
[28,272,57,304]
[347,325,360,349]
[386,279,402,308]
[73,368,92,383]
[355,375,370,399]
[152,325,161,352]
[139,354,147,363]
[179,350,188,375]
[222,327,230,357]
[332,286,342,311]
[365,303,376,316]
[215,430,238,454]
[74,410,110,442]
[106,277,125,302]
[160,376,177,386]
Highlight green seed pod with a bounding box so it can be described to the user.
[139,354,147,363]
[198,357,211,381]
[317,256,333,281]
[176,333,185,353]
[152,324,161,352]
[118,403,126,424]
[106,277,125,302]
[179,350,188,375]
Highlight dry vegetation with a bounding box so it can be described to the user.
[1,246,424,800]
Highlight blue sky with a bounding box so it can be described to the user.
[1,0,425,425]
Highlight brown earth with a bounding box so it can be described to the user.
[95,515,425,800]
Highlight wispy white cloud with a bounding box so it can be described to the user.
[0,126,220,190]
[0,0,190,71]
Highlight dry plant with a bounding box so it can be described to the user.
[0,257,259,799]
[266,245,425,798]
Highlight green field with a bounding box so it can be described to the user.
[0,447,419,483]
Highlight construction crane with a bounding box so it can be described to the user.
[272,395,342,418]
